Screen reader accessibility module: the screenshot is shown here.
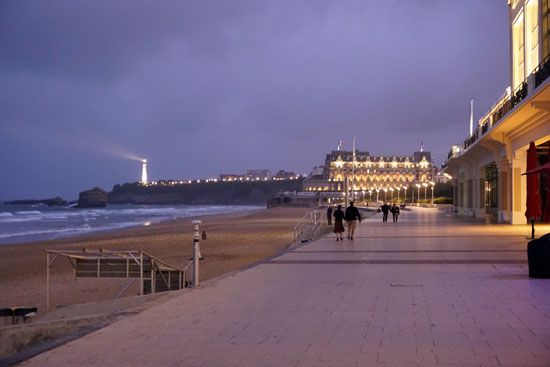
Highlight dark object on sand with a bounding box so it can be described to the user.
[77,187,108,208]
[0,307,37,325]
[527,233,550,278]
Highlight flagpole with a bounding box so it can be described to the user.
[469,98,474,137]
[352,136,356,202]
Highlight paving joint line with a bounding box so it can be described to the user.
[263,259,528,265]
[292,250,525,253]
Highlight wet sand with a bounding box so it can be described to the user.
[0,207,310,315]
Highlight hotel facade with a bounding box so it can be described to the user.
[444,0,550,224]
[304,148,436,202]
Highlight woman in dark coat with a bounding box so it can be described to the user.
[333,204,345,241]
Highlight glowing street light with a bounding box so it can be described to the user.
[402,185,408,203]
[383,187,388,201]
[368,190,372,203]
[415,183,421,205]
[396,186,401,202]
[389,187,394,201]
[430,181,435,206]
[422,182,428,201]
[376,188,380,203]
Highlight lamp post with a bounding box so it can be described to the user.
[368,190,372,204]
[430,181,435,206]
[396,187,400,202]
[191,220,202,288]
[376,188,379,203]
[383,188,388,201]
[422,182,428,201]
[402,185,407,203]
[415,184,421,206]
[389,187,394,201]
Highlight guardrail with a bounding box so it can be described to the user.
[446,55,546,164]
[294,210,324,242]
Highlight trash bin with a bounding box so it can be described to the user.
[527,233,550,278]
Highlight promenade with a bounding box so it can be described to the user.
[20,208,550,367]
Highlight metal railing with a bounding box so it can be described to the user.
[444,51,550,167]
[294,210,324,242]
[534,54,550,87]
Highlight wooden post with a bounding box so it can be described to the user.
[151,258,155,294]
[140,252,144,295]
[46,252,50,313]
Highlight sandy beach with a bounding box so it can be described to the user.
[0,207,310,316]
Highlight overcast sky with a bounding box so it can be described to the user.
[0,0,509,200]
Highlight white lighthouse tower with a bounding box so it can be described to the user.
[141,159,148,185]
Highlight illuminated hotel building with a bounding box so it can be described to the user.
[303,148,436,196]
[444,0,550,224]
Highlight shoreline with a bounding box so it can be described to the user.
[0,207,311,316]
[0,204,265,247]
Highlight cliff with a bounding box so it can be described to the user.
[108,179,304,205]
[77,187,108,208]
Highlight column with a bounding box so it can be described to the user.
[511,150,527,224]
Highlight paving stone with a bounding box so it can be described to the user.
[18,208,550,367]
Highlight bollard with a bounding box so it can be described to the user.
[192,220,202,288]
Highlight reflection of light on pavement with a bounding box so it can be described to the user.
[143,221,152,226]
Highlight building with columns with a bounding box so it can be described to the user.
[303,146,436,202]
[444,0,550,224]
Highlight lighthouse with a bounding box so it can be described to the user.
[141,159,148,185]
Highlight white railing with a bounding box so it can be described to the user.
[293,210,324,242]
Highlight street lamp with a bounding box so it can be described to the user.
[396,186,400,202]
[368,190,372,204]
[389,187,394,201]
[376,188,379,203]
[422,182,428,201]
[415,184,421,205]
[430,181,435,206]
[402,185,407,203]
[383,188,388,201]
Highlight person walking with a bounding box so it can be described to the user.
[333,205,345,241]
[380,202,390,223]
[326,206,333,225]
[392,203,400,222]
[345,201,361,240]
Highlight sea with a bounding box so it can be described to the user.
[0,204,262,245]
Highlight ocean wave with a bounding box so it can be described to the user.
[15,210,42,215]
[0,222,138,240]
[0,216,43,223]
[0,226,95,239]
[0,205,262,244]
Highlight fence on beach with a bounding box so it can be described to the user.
[293,210,324,242]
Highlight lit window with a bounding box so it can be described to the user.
[525,0,539,75]
[512,10,525,89]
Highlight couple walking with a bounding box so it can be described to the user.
[331,201,362,241]
[380,202,400,223]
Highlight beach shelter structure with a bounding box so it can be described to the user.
[524,142,543,238]
[46,249,190,311]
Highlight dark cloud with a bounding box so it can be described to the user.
[0,0,508,199]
